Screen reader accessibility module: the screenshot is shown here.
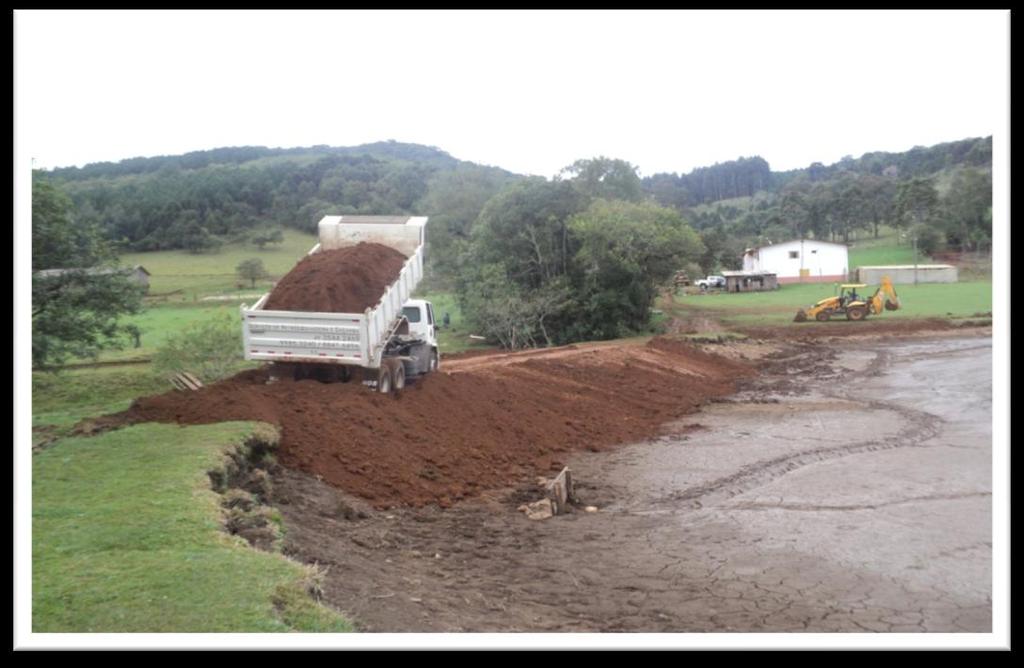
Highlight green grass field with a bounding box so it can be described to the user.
[120,228,318,298]
[668,280,991,326]
[848,243,920,268]
[33,421,352,632]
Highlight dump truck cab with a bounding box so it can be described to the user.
[400,298,440,372]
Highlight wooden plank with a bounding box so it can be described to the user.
[181,371,204,389]
[546,467,575,515]
[171,372,202,391]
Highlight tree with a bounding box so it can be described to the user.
[236,258,269,288]
[778,179,814,239]
[941,169,992,252]
[251,228,284,250]
[469,178,587,289]
[859,173,898,239]
[828,173,872,243]
[419,165,515,276]
[31,178,145,369]
[908,223,942,256]
[895,178,940,245]
[565,200,704,338]
[560,157,644,202]
[33,179,110,270]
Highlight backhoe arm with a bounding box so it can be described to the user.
[870,276,901,314]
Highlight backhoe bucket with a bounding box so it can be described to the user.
[794,309,808,322]
[884,298,900,311]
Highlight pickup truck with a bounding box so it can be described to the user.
[240,215,439,393]
[695,275,726,290]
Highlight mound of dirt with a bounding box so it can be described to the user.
[263,242,407,313]
[87,338,753,509]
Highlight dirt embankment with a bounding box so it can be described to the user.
[86,338,753,508]
[263,242,407,313]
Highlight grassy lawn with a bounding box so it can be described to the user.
[33,421,352,633]
[102,303,249,361]
[120,228,318,298]
[32,366,169,443]
[668,280,992,327]
[848,243,920,268]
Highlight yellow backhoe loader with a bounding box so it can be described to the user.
[794,276,901,322]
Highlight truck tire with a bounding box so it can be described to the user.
[815,311,831,322]
[392,361,406,391]
[846,306,867,321]
[376,364,392,394]
[429,349,439,373]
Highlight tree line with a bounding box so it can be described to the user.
[642,136,991,209]
[36,141,517,254]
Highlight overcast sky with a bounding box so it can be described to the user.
[15,9,1009,178]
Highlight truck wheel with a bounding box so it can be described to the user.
[846,306,867,321]
[815,311,831,322]
[392,362,406,391]
[429,349,439,373]
[376,365,392,394]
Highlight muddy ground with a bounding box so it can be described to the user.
[273,331,992,632]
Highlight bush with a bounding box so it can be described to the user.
[151,311,243,383]
[909,223,943,256]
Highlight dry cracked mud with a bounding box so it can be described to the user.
[273,332,993,632]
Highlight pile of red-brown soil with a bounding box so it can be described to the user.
[263,242,408,313]
[85,338,753,509]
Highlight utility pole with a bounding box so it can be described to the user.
[913,232,919,286]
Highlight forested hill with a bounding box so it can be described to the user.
[37,141,519,252]
[642,136,992,208]
[35,135,992,255]
[46,141,464,182]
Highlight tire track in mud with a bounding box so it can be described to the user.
[638,346,945,514]
[725,491,991,513]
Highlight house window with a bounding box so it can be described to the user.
[788,251,799,259]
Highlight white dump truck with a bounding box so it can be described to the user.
[240,215,439,393]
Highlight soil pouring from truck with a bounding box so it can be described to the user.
[240,215,439,393]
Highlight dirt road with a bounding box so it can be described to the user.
[275,333,992,632]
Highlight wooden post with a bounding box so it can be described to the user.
[546,467,575,515]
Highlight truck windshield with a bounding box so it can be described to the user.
[402,306,422,323]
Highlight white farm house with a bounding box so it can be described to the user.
[742,239,849,284]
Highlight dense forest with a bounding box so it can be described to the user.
[38,141,519,254]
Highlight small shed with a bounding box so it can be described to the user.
[856,264,958,285]
[722,270,779,293]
